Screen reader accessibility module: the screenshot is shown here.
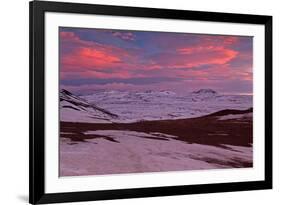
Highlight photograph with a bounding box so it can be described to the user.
[29,1,272,203]
[59,27,253,176]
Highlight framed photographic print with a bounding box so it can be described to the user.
[29,0,272,204]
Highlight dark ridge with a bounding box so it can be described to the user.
[62,105,80,111]
[60,89,119,118]
[61,89,72,95]
[206,108,253,117]
[192,89,217,94]
[189,156,252,168]
[141,136,169,141]
[93,106,119,118]
[61,133,119,143]
[61,98,89,109]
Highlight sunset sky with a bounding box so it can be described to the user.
[59,27,253,95]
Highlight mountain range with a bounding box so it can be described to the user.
[60,89,252,123]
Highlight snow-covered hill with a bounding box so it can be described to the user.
[60,89,118,123]
[60,89,253,176]
[82,89,252,122]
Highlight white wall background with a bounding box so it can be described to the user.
[0,0,279,204]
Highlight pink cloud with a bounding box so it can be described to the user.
[147,35,239,70]
[177,46,238,66]
[60,31,137,79]
[60,70,134,80]
[60,30,250,88]
[62,47,122,70]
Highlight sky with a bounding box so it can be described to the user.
[59,27,253,95]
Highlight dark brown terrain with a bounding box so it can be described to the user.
[61,108,252,148]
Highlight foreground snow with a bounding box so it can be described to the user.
[60,130,252,176]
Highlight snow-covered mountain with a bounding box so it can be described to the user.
[82,89,252,122]
[59,89,252,123]
[60,89,118,123]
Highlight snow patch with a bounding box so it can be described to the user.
[218,113,253,120]
[60,130,252,176]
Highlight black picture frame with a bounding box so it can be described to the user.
[29,1,272,204]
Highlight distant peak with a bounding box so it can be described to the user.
[192,89,218,95]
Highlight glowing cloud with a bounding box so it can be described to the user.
[59,27,253,94]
